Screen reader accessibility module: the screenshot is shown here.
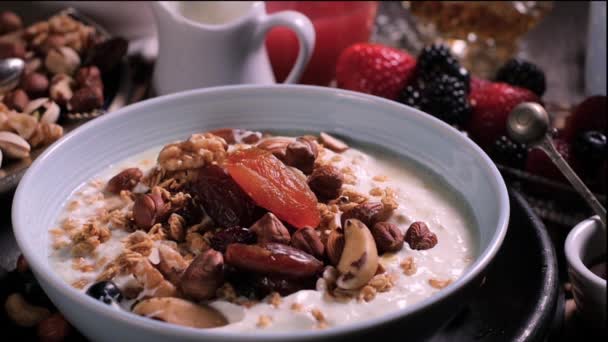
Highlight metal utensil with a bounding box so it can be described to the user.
[0,58,24,94]
[507,102,606,227]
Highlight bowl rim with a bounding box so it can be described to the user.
[12,84,510,340]
[565,215,607,286]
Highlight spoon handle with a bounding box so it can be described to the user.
[538,136,606,227]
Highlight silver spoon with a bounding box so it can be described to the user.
[507,102,606,227]
[0,58,24,94]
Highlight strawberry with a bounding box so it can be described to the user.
[336,43,416,100]
[560,95,607,143]
[467,81,540,149]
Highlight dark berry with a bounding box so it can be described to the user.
[495,58,546,96]
[574,131,607,168]
[86,281,123,305]
[398,74,471,126]
[417,44,470,92]
[209,227,256,253]
[193,165,258,228]
[490,136,529,168]
[174,198,204,226]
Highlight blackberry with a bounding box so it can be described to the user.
[574,130,607,168]
[495,58,546,96]
[398,74,471,126]
[490,136,529,168]
[417,44,470,92]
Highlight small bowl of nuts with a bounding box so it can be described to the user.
[0,8,128,191]
[12,85,509,341]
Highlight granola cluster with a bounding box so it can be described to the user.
[54,129,445,329]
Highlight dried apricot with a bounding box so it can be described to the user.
[225,148,320,229]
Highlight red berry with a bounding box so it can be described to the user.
[467,81,540,149]
[336,43,416,100]
[560,96,607,143]
[525,138,582,183]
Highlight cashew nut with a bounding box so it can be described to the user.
[133,297,228,328]
[336,219,379,290]
[0,131,30,158]
[157,244,188,285]
[4,293,51,327]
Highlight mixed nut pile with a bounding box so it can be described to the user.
[0,10,127,170]
[41,128,441,329]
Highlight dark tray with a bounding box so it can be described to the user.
[0,188,562,341]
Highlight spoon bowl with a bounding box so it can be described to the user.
[507,102,550,145]
[0,58,25,94]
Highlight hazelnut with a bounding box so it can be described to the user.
[106,168,143,194]
[249,212,291,244]
[319,132,349,153]
[283,137,318,174]
[0,11,22,34]
[341,202,389,227]
[404,221,438,250]
[49,74,74,105]
[179,249,224,301]
[132,192,169,230]
[3,89,29,112]
[68,86,104,112]
[291,228,324,259]
[307,165,344,200]
[370,222,404,254]
[45,46,81,75]
[0,41,25,59]
[37,313,71,342]
[326,229,345,266]
[21,72,49,98]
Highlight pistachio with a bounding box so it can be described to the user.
[49,74,75,105]
[179,249,224,301]
[157,244,188,285]
[336,219,378,290]
[319,132,349,153]
[291,228,324,259]
[7,113,37,140]
[133,297,227,328]
[0,131,30,158]
[45,46,80,75]
[23,98,60,124]
[249,212,291,245]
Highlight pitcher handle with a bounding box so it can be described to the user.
[256,10,315,84]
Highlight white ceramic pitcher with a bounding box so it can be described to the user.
[150,1,315,95]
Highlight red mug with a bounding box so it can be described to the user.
[266,1,378,86]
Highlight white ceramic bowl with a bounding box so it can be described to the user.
[12,85,509,341]
[565,216,606,328]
